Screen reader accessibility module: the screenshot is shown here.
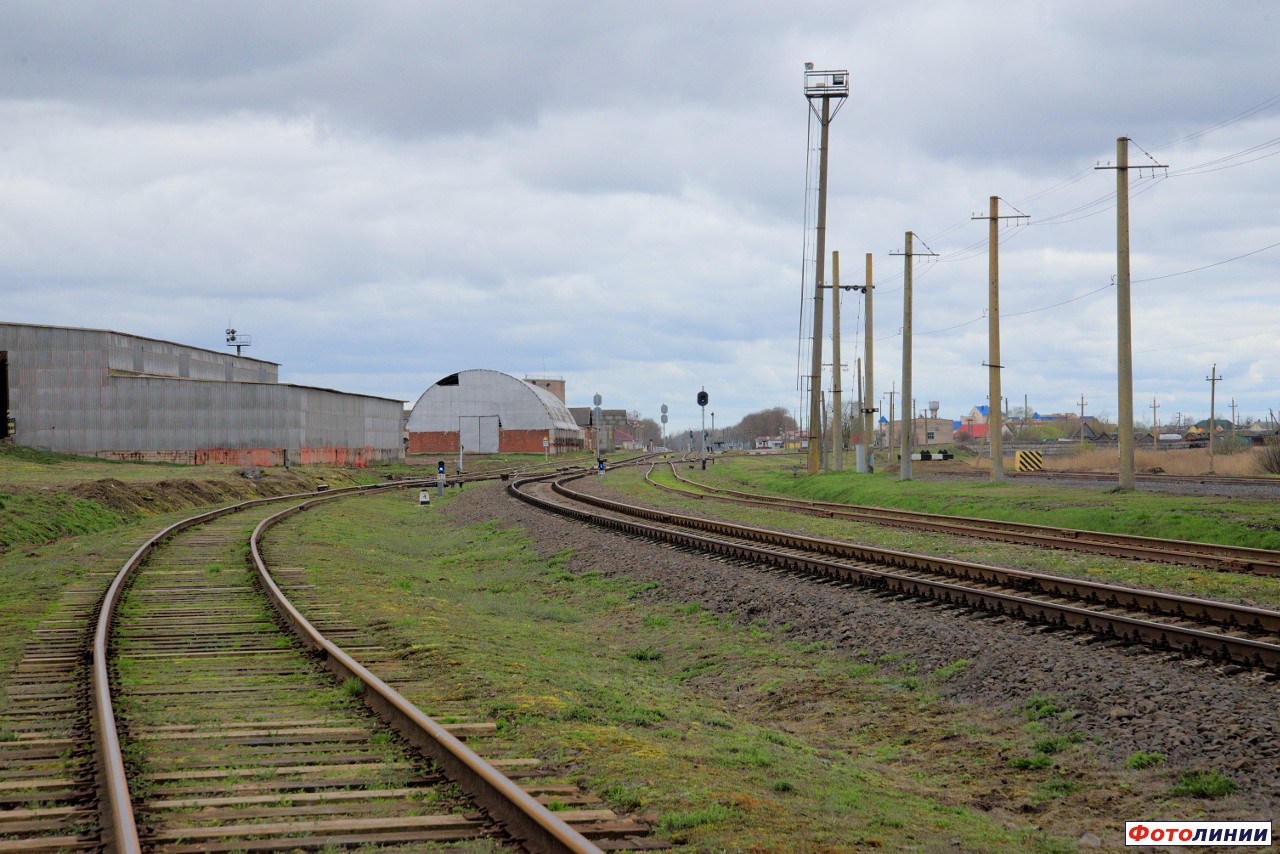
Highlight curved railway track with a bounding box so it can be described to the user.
[3,478,658,853]
[510,468,1280,673]
[648,462,1280,575]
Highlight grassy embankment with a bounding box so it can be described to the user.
[626,454,1280,607]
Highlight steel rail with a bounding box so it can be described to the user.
[509,472,1280,671]
[250,496,603,854]
[650,463,1280,575]
[91,478,438,854]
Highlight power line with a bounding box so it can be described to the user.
[1149,91,1280,153]
[1133,238,1280,283]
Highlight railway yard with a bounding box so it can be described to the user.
[1,447,1278,852]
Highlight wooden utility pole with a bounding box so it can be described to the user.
[972,196,1028,481]
[831,251,843,471]
[1207,364,1222,474]
[1097,137,1166,490]
[891,233,936,481]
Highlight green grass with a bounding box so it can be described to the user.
[627,458,1280,608]
[0,490,130,550]
[1168,770,1238,798]
[256,488,1155,852]
[1124,751,1167,770]
[658,454,1280,550]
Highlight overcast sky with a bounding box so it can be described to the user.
[3,2,1279,434]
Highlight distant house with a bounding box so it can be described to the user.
[1073,418,1113,442]
[884,417,954,447]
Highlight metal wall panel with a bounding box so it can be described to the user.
[0,322,399,460]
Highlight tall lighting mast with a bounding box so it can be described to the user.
[803,64,848,475]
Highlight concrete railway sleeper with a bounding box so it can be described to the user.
[651,462,1280,575]
[0,477,649,853]
[510,471,1280,673]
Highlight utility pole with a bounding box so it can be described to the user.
[803,67,848,475]
[1078,393,1088,440]
[1097,137,1166,490]
[1206,364,1222,474]
[831,251,844,471]
[1230,397,1238,446]
[891,232,937,481]
[861,252,876,474]
[1151,397,1159,451]
[855,356,863,466]
[886,382,896,457]
[972,196,1028,482]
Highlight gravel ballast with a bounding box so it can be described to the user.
[448,478,1278,819]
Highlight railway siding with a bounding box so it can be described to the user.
[513,470,1280,672]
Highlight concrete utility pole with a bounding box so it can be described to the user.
[886,383,896,457]
[972,196,1028,481]
[855,356,863,465]
[803,67,848,475]
[1097,137,1166,490]
[1231,398,1238,446]
[1151,397,1159,451]
[858,252,876,473]
[891,232,936,481]
[831,251,844,471]
[1078,393,1088,439]
[1207,364,1222,474]
[900,234,915,481]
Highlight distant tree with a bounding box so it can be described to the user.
[730,407,798,443]
[626,409,662,445]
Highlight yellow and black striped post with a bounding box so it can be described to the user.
[1014,450,1044,472]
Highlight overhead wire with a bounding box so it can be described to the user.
[819,91,1280,409]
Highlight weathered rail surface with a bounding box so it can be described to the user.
[2,478,659,852]
[511,470,1280,672]
[650,462,1280,575]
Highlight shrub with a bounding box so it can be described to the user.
[1257,440,1280,475]
[1010,754,1053,770]
[1124,751,1166,770]
[1168,770,1238,798]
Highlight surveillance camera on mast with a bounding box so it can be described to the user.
[225,327,252,356]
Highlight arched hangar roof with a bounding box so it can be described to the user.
[407,369,581,434]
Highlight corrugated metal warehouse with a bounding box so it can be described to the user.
[0,322,404,466]
[406,369,584,454]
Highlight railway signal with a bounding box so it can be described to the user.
[697,389,709,469]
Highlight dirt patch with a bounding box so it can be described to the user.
[59,470,338,516]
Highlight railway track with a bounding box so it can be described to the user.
[2,480,659,853]
[510,470,1280,673]
[648,462,1280,575]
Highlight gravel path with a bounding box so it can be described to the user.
[449,479,1279,817]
